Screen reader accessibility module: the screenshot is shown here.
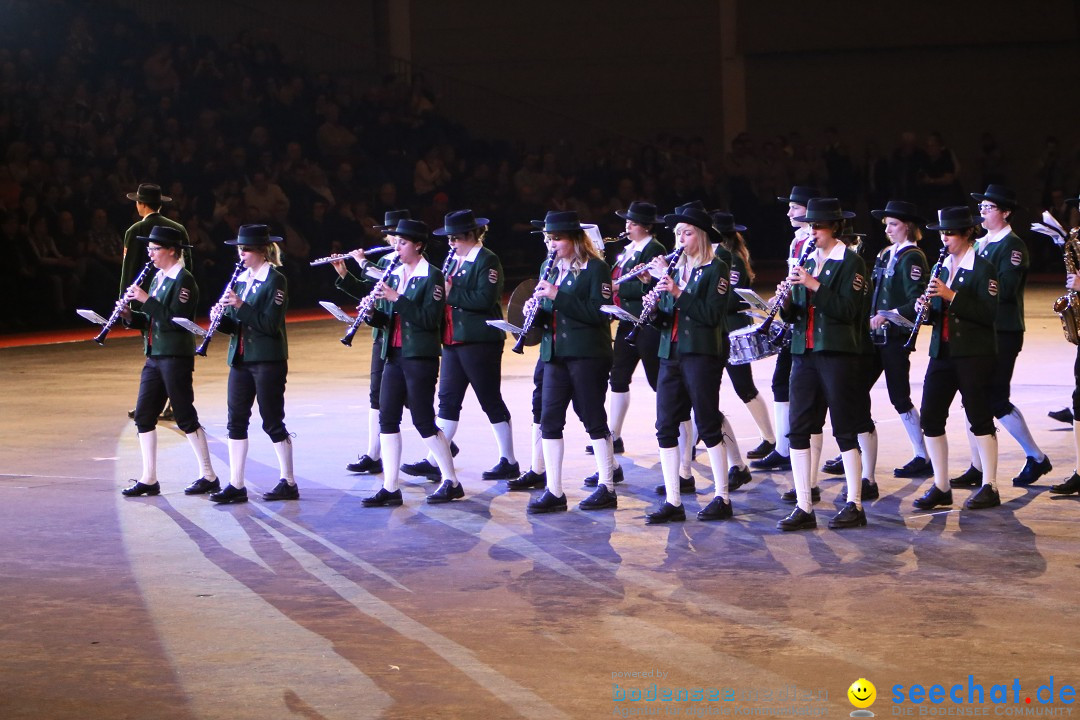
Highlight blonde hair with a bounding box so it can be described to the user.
[244,243,282,266]
[562,230,603,267]
[674,223,715,269]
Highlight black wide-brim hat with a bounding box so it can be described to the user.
[926,206,984,231]
[126,183,172,205]
[971,184,1023,210]
[664,206,715,233]
[432,209,489,236]
[225,223,284,246]
[792,198,856,224]
[615,201,661,226]
[374,209,412,231]
[138,225,193,249]
[531,210,586,234]
[778,185,823,206]
[870,199,925,225]
[383,218,430,243]
[710,210,747,234]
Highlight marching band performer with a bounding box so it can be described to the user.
[209,224,297,504]
[952,185,1051,488]
[867,200,932,478]
[119,226,218,497]
[645,206,731,524]
[911,206,1000,510]
[400,209,518,480]
[1050,204,1080,495]
[775,199,868,531]
[358,219,463,507]
[525,211,618,513]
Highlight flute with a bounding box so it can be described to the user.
[613,250,679,285]
[309,246,394,266]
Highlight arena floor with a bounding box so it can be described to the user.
[2,286,1078,719]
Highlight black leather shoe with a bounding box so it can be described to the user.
[579,485,617,510]
[401,459,441,480]
[184,477,220,495]
[728,466,752,491]
[894,456,933,478]
[1012,455,1052,486]
[346,454,383,474]
[361,487,402,507]
[210,484,248,504]
[585,437,624,455]
[912,485,952,510]
[697,496,733,521]
[780,486,820,504]
[1050,472,1080,495]
[838,479,879,503]
[263,479,299,501]
[828,501,867,529]
[507,470,546,491]
[645,501,686,524]
[122,481,161,497]
[745,439,775,460]
[583,465,624,487]
[427,479,464,504]
[127,408,136,419]
[1049,407,1074,424]
[964,484,1001,510]
[160,404,175,422]
[482,458,520,480]
[750,450,791,471]
[653,475,695,495]
[777,507,816,531]
[949,465,982,488]
[527,489,567,514]
[821,455,844,475]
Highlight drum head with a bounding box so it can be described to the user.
[507,278,543,347]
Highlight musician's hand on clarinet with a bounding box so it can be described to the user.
[657,275,680,298]
[223,287,244,309]
[125,284,148,305]
[926,277,955,303]
[788,265,820,293]
[116,297,133,321]
[534,279,557,300]
[375,281,399,302]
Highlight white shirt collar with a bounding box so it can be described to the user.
[242,262,271,284]
[944,246,976,287]
[392,256,431,281]
[810,240,846,276]
[457,244,482,263]
[158,262,183,280]
[982,225,1012,246]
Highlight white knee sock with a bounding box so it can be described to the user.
[721,415,745,470]
[531,423,545,474]
[774,401,791,456]
[967,426,983,471]
[842,448,864,509]
[609,391,631,440]
[809,433,823,489]
[858,429,877,484]
[790,447,813,513]
[427,418,458,464]
[273,437,294,484]
[659,446,682,506]
[367,409,381,459]
[678,420,693,477]
[381,433,402,492]
[228,438,248,489]
[745,394,776,444]
[925,434,949,493]
[423,430,458,484]
[185,427,216,481]
[491,420,516,463]
[998,407,1045,462]
[975,433,998,490]
[542,438,564,496]
[591,436,615,491]
[138,429,158,485]
[707,441,729,501]
[900,408,927,459]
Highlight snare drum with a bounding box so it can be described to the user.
[728,324,782,365]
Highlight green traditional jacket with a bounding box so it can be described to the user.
[126,264,199,357]
[656,255,730,359]
[537,258,613,361]
[783,242,867,355]
[377,257,445,359]
[612,236,667,316]
[445,245,505,344]
[927,248,999,358]
[217,264,289,365]
[873,243,929,321]
[335,251,398,343]
[121,214,191,294]
[976,228,1028,333]
[723,250,753,332]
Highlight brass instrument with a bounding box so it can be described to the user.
[1054,228,1080,345]
[612,250,679,285]
[511,247,558,354]
[197,261,246,356]
[626,248,684,347]
[309,247,393,266]
[342,256,402,347]
[903,246,948,352]
[757,237,817,337]
[92,261,154,345]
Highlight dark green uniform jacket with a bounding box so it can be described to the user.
[976,227,1028,333]
[126,263,198,357]
[538,258,613,361]
[656,255,730,359]
[613,236,667,317]
[783,242,867,355]
[446,244,505,344]
[217,263,289,365]
[873,242,929,322]
[335,251,398,343]
[927,247,999,359]
[121,214,192,294]
[379,257,446,359]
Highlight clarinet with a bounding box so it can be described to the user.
[903,246,948,352]
[197,261,245,356]
[94,261,154,345]
[757,237,817,336]
[626,247,684,347]
[511,247,558,354]
[342,256,402,347]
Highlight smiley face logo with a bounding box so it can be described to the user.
[848,678,876,709]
